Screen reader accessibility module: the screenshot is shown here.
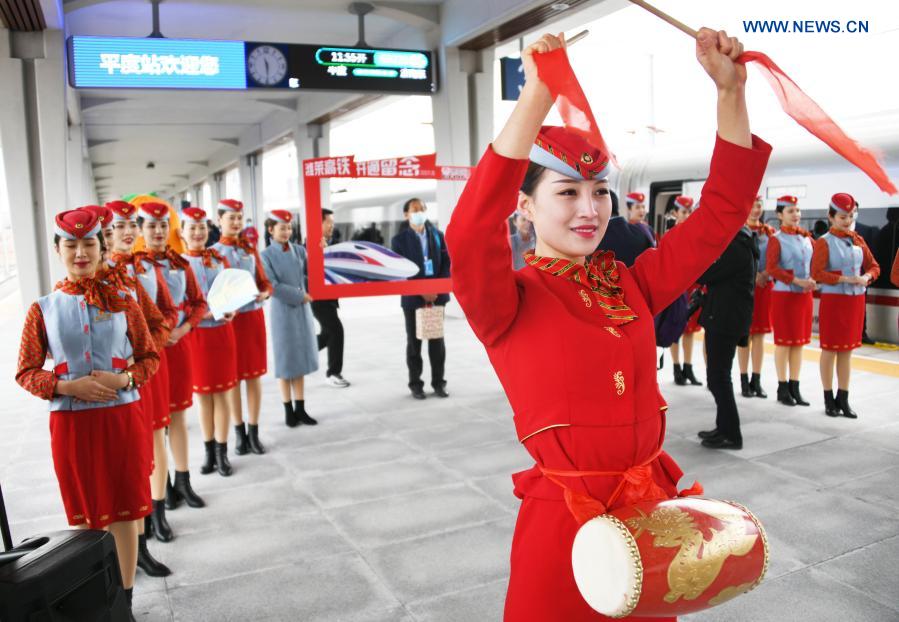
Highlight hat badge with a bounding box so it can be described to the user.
[75,223,84,229]
[581,153,594,164]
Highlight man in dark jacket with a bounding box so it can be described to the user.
[391,198,451,399]
[312,208,350,387]
[697,225,759,450]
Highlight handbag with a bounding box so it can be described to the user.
[415,304,445,340]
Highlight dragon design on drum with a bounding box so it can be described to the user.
[626,503,759,604]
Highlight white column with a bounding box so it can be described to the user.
[431,46,494,228]
[0,29,68,305]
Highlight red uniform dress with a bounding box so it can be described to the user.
[747,222,776,334]
[213,236,273,380]
[183,248,239,394]
[111,252,177,429]
[811,229,880,350]
[142,248,208,411]
[446,135,771,622]
[766,227,814,346]
[102,260,172,470]
[16,279,159,528]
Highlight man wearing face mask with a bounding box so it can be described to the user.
[391,198,452,400]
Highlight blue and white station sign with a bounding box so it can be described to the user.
[68,36,248,89]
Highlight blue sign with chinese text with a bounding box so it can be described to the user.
[68,36,247,89]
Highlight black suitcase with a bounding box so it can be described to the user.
[0,484,130,622]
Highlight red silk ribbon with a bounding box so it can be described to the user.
[739,51,896,195]
[533,47,897,195]
[540,447,703,525]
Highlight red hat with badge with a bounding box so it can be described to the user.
[218,199,243,212]
[269,210,292,223]
[829,192,856,213]
[55,208,102,240]
[625,192,645,205]
[674,196,694,210]
[776,195,798,208]
[530,126,611,180]
[84,204,113,229]
[181,207,208,222]
[138,202,170,222]
[106,201,138,222]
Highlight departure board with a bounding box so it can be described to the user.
[246,42,436,93]
[67,36,436,94]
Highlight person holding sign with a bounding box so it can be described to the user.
[212,199,273,455]
[260,210,320,427]
[446,28,769,620]
[391,198,451,400]
[181,207,239,476]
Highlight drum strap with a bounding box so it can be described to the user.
[539,447,703,525]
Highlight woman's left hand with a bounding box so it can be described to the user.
[90,369,129,390]
[695,28,747,93]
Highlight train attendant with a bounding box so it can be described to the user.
[737,195,775,398]
[766,195,816,406]
[181,207,239,476]
[624,191,655,245]
[16,208,159,618]
[260,210,320,427]
[669,196,703,387]
[104,200,173,576]
[812,193,880,418]
[136,202,208,515]
[212,199,273,455]
[85,204,115,247]
[445,29,769,621]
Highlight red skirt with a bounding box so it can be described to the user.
[166,334,194,411]
[818,294,865,351]
[191,323,239,394]
[232,308,267,380]
[50,403,152,528]
[749,281,773,335]
[771,290,813,346]
[141,348,170,430]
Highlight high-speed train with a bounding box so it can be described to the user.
[614,114,899,345]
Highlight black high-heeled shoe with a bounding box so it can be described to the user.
[776,381,796,406]
[788,380,810,406]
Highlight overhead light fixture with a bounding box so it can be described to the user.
[550,2,570,10]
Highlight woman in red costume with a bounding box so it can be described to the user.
[445,29,770,621]
[16,208,159,620]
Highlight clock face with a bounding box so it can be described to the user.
[247,45,288,86]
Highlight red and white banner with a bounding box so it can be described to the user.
[302,153,471,299]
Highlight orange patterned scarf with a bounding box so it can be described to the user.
[525,251,637,325]
[56,276,130,313]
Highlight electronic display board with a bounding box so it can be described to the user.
[68,36,436,93]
